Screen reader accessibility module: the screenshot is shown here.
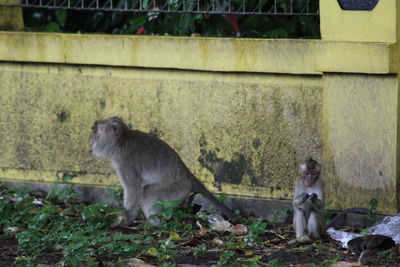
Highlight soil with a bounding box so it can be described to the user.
[1,226,399,267]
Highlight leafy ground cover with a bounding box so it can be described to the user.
[0,183,399,267]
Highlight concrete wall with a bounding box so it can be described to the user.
[0,62,322,201]
[0,0,399,214]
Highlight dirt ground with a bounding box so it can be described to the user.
[1,225,399,267]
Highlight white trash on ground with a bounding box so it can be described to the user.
[327,228,361,248]
[327,213,400,248]
[366,213,400,243]
[208,214,233,232]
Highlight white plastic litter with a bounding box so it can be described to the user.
[327,213,400,248]
[327,227,361,248]
[208,214,233,232]
[367,213,400,244]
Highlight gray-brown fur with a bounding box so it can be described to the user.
[91,117,235,224]
[293,158,324,240]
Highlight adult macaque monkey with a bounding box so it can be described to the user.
[293,158,324,240]
[91,116,235,225]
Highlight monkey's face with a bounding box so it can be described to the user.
[302,170,319,187]
[91,117,127,158]
[91,121,112,157]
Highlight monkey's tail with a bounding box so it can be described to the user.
[325,207,370,229]
[190,176,236,219]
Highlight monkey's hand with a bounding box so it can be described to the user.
[309,193,318,202]
[300,192,309,203]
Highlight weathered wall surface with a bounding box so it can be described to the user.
[0,63,322,200]
[323,74,399,212]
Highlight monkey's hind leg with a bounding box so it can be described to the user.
[141,182,191,224]
[307,211,322,239]
[294,209,307,239]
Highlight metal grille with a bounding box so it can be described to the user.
[2,0,318,15]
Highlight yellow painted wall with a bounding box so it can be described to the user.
[0,32,319,75]
[323,74,399,213]
[320,0,398,42]
[0,62,322,201]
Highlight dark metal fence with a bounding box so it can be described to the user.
[2,0,318,16]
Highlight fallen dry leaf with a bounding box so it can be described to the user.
[146,247,159,256]
[198,227,209,237]
[169,231,183,241]
[244,250,254,256]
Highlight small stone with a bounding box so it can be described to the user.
[306,245,316,252]
[232,224,248,236]
[211,237,224,245]
[297,235,312,244]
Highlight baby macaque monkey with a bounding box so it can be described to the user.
[91,116,235,225]
[293,158,324,240]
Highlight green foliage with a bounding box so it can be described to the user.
[323,200,334,226]
[369,198,378,214]
[193,243,206,258]
[0,185,138,266]
[238,255,262,267]
[105,184,123,202]
[149,199,192,232]
[22,0,320,38]
[267,258,284,267]
[212,251,235,267]
[0,184,394,266]
[244,221,268,244]
[47,173,78,203]
[363,198,379,229]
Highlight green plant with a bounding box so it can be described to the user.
[212,251,235,267]
[362,198,379,229]
[0,185,145,266]
[267,258,284,267]
[193,243,206,258]
[47,173,78,203]
[149,200,193,232]
[363,198,379,225]
[323,200,334,226]
[105,184,123,202]
[244,221,268,244]
[238,255,262,267]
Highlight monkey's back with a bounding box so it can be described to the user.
[116,130,193,185]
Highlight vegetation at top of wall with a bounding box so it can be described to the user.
[22,0,320,38]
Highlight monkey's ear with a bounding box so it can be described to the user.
[109,122,122,136]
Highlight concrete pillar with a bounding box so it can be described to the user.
[320,0,400,213]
